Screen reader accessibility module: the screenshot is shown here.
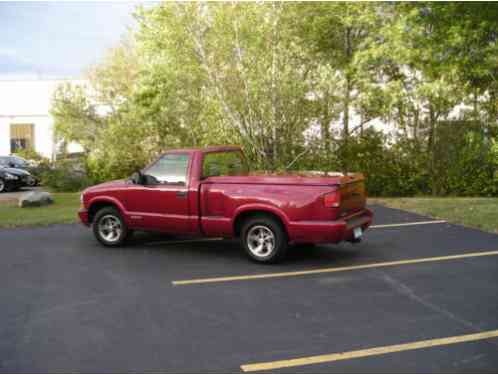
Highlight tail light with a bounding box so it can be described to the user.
[323,191,341,208]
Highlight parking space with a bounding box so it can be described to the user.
[367,204,448,226]
[1,205,497,372]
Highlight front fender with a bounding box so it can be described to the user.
[87,196,129,223]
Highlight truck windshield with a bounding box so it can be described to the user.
[202,151,249,178]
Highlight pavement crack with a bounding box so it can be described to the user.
[376,270,481,332]
[453,353,486,367]
[377,270,498,358]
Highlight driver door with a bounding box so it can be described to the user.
[125,153,191,233]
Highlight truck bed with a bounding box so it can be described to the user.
[200,172,368,240]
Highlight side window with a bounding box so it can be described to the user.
[144,154,189,185]
[202,151,248,178]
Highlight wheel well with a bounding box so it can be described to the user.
[233,210,287,238]
[87,201,119,224]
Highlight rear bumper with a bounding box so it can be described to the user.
[288,208,373,244]
[78,208,89,226]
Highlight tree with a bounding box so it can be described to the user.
[135,2,317,170]
[405,2,498,127]
[51,2,497,196]
[293,2,385,171]
[51,82,105,155]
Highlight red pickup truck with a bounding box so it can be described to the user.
[79,146,372,263]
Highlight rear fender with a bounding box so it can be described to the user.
[232,204,290,235]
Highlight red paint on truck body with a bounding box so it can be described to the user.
[79,146,373,244]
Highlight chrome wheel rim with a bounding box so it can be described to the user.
[98,214,122,242]
[247,225,275,257]
[0,179,4,192]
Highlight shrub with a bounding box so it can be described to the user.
[29,159,52,182]
[13,147,45,162]
[41,159,93,192]
[295,126,497,197]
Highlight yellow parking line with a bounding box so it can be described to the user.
[371,220,447,229]
[172,250,498,285]
[241,329,498,372]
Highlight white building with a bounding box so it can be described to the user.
[0,78,84,160]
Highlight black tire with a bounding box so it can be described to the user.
[240,215,288,264]
[0,178,5,193]
[92,207,130,247]
[26,176,37,187]
[3,181,15,192]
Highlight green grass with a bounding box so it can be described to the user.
[0,193,81,228]
[369,197,498,234]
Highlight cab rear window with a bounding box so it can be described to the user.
[202,151,248,178]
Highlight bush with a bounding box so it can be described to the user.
[295,125,497,197]
[27,162,49,185]
[434,122,498,196]
[297,130,433,197]
[13,147,45,162]
[41,159,93,192]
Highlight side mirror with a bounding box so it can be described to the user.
[8,162,15,168]
[130,171,143,185]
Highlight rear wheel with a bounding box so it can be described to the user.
[0,178,5,193]
[92,207,130,247]
[241,216,288,263]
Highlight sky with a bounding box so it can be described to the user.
[0,1,143,80]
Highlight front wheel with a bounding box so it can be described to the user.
[26,176,37,187]
[92,207,130,247]
[241,216,288,264]
[0,179,14,192]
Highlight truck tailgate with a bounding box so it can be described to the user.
[339,174,367,216]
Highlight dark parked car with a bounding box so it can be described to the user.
[0,156,39,186]
[0,166,33,193]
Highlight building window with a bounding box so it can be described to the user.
[10,123,34,153]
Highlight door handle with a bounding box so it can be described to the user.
[176,191,187,198]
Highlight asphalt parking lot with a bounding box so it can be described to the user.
[1,205,498,373]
